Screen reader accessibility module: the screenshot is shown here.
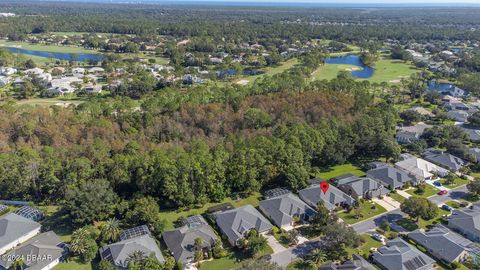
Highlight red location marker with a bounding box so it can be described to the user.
[320,182,329,194]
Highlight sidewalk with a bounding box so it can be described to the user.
[396,189,412,199]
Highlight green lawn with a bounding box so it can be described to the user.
[54,258,93,270]
[0,40,99,54]
[438,177,469,189]
[406,185,439,198]
[338,201,387,225]
[445,200,466,209]
[234,58,299,85]
[396,208,450,231]
[311,64,359,81]
[200,245,273,270]
[365,58,419,84]
[387,192,407,203]
[346,234,383,257]
[160,193,261,230]
[317,164,365,180]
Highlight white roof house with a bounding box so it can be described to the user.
[0,76,10,87]
[24,68,44,76]
[47,77,83,95]
[395,156,449,181]
[0,67,17,76]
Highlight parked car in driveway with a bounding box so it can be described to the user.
[433,181,442,187]
[437,190,448,195]
[441,204,452,211]
[372,233,386,244]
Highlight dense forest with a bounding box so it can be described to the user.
[0,53,399,226]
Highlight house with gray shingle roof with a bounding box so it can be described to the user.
[447,205,480,242]
[319,254,376,270]
[99,234,165,269]
[422,148,467,172]
[396,122,432,144]
[372,237,435,270]
[0,213,42,255]
[409,224,479,263]
[0,231,67,270]
[395,156,449,181]
[162,215,218,265]
[213,205,272,247]
[334,174,389,200]
[461,127,480,142]
[259,193,316,230]
[367,165,418,190]
[298,182,356,211]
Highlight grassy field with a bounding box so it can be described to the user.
[54,259,93,270]
[161,192,262,230]
[310,56,418,83]
[406,185,439,198]
[338,201,387,225]
[0,40,99,54]
[234,58,299,85]
[311,64,358,81]
[365,58,419,84]
[317,163,365,180]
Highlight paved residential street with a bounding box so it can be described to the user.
[428,185,469,206]
[352,209,407,234]
[269,240,322,268]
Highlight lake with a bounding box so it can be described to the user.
[324,55,374,79]
[6,47,103,63]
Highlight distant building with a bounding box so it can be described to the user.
[422,148,467,172]
[395,156,449,181]
[396,122,432,144]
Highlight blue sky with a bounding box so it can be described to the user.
[191,0,479,3]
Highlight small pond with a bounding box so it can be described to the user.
[324,55,374,79]
[6,47,103,63]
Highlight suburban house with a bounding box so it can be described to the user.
[408,224,480,263]
[333,174,389,200]
[447,110,470,122]
[298,182,356,211]
[422,148,467,172]
[372,237,435,270]
[0,231,67,270]
[367,165,418,190]
[213,205,273,247]
[47,77,83,96]
[461,127,480,143]
[319,254,376,270]
[259,192,316,230]
[406,107,435,117]
[0,213,42,255]
[163,215,218,265]
[0,67,17,76]
[0,76,10,87]
[395,155,449,181]
[396,122,432,144]
[447,206,480,242]
[99,234,165,268]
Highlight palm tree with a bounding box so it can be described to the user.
[70,227,90,255]
[101,218,121,243]
[309,248,327,266]
[11,258,25,270]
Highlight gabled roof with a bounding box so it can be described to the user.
[395,157,449,179]
[319,254,376,270]
[0,231,66,270]
[0,213,41,249]
[409,224,479,263]
[422,149,467,171]
[99,234,165,268]
[298,183,356,210]
[336,175,388,197]
[469,148,480,162]
[372,238,435,270]
[213,205,272,245]
[163,215,218,264]
[447,206,480,241]
[367,165,416,189]
[259,193,316,227]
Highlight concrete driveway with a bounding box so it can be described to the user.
[396,189,412,199]
[373,196,400,211]
[352,209,407,234]
[269,240,322,268]
[265,234,287,254]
